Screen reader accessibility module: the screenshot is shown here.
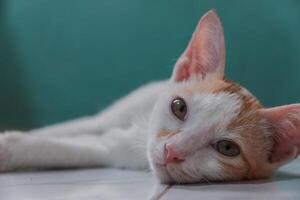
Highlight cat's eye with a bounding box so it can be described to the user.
[171,97,187,121]
[212,140,240,157]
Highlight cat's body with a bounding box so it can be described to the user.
[1,10,299,184]
[1,80,167,171]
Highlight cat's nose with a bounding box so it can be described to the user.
[164,144,185,164]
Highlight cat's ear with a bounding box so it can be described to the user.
[171,10,225,82]
[260,104,300,167]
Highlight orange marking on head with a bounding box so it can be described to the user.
[173,76,277,180]
[210,79,276,179]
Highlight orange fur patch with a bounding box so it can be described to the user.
[173,77,277,180]
[184,78,274,179]
[216,80,275,179]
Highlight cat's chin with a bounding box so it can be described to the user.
[152,163,175,184]
[152,162,199,184]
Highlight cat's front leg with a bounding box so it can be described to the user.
[0,131,109,171]
[0,126,149,172]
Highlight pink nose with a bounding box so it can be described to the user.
[165,144,185,164]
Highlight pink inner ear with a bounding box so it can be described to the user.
[172,10,225,82]
[271,131,299,164]
[260,104,300,165]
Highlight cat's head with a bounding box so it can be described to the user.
[147,10,300,184]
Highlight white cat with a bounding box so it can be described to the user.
[1,10,299,184]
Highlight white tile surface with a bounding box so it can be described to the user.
[0,169,167,200]
[0,160,299,200]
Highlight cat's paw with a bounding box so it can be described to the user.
[0,131,23,172]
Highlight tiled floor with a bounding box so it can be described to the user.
[0,160,300,200]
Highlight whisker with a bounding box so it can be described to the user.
[178,167,194,181]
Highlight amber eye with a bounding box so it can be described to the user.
[212,140,240,157]
[171,97,187,121]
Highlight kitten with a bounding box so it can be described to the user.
[0,10,299,184]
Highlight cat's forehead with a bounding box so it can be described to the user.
[172,78,263,129]
[175,77,262,112]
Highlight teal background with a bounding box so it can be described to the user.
[0,0,300,129]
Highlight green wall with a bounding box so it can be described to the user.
[1,0,300,129]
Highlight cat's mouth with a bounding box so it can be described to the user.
[152,162,176,183]
[154,159,184,167]
[154,162,198,184]
[152,158,195,183]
